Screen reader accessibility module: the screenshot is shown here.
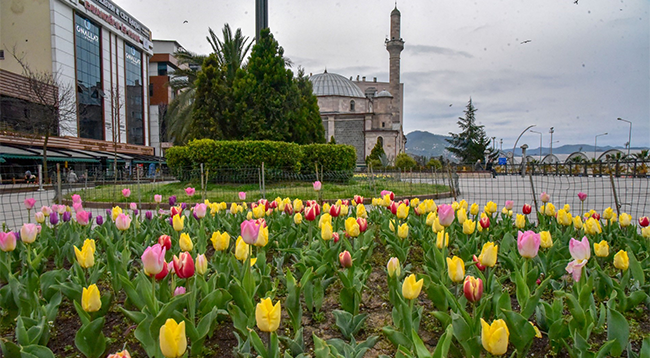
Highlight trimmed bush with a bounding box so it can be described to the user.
[301,144,356,172]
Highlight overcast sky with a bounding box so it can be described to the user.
[116,0,649,150]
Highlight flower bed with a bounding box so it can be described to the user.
[1,190,649,357]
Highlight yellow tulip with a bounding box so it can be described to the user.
[179,233,193,252]
[340,204,349,216]
[397,203,409,220]
[426,212,436,226]
[484,201,497,215]
[321,221,333,241]
[294,213,303,224]
[319,213,332,229]
[356,204,368,218]
[457,208,467,225]
[481,318,510,356]
[111,206,122,221]
[74,239,96,268]
[235,236,249,261]
[584,217,602,235]
[642,227,650,238]
[603,207,614,220]
[463,219,476,235]
[172,214,184,232]
[323,203,331,213]
[540,231,553,249]
[619,213,632,227]
[398,223,409,239]
[230,203,240,214]
[382,194,392,207]
[195,254,208,275]
[478,242,498,268]
[470,203,479,216]
[452,201,460,211]
[402,274,423,300]
[411,198,420,208]
[544,203,556,217]
[253,204,265,219]
[436,230,449,249]
[345,217,360,238]
[255,298,281,332]
[293,199,304,213]
[432,217,444,233]
[159,318,187,358]
[82,284,101,312]
[210,203,220,216]
[211,231,230,251]
[556,209,572,226]
[594,240,609,257]
[573,215,583,230]
[514,214,526,229]
[446,256,465,283]
[220,202,228,210]
[246,211,253,220]
[613,250,629,271]
[387,257,400,277]
[255,225,269,247]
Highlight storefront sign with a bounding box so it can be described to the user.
[84,1,142,44]
[90,0,151,40]
[75,19,99,43]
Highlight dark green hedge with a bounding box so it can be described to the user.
[165,139,356,175]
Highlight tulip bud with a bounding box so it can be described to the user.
[539,231,553,249]
[473,255,485,271]
[402,274,423,300]
[82,284,101,312]
[293,213,302,224]
[122,188,131,198]
[115,213,131,231]
[173,287,186,296]
[517,230,541,259]
[639,216,650,227]
[0,232,17,252]
[478,242,498,267]
[238,191,246,201]
[159,319,187,358]
[333,232,340,243]
[107,350,131,358]
[50,212,59,226]
[195,254,208,275]
[142,244,166,276]
[594,240,609,257]
[522,203,532,215]
[397,223,409,239]
[446,256,465,283]
[578,192,587,202]
[96,215,104,225]
[179,233,193,252]
[481,318,510,356]
[356,217,368,232]
[479,216,490,229]
[613,250,629,271]
[173,252,195,279]
[387,257,400,277]
[154,194,162,203]
[463,276,483,302]
[241,220,261,245]
[339,250,352,268]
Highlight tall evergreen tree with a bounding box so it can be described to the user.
[446,98,495,163]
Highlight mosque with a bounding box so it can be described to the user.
[309,6,406,166]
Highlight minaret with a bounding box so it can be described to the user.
[386,5,404,103]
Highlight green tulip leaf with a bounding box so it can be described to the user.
[75,317,106,358]
[607,307,629,356]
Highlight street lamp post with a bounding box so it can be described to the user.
[513,125,536,156]
[549,127,555,156]
[617,118,632,157]
[594,132,608,160]
[530,130,542,161]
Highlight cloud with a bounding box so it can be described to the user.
[405,45,473,58]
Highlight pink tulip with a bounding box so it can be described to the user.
[0,232,17,252]
[141,244,166,276]
[54,205,66,215]
[540,192,550,203]
[565,259,587,282]
[569,236,591,262]
[185,187,196,196]
[380,190,395,200]
[20,223,38,244]
[194,203,207,219]
[24,198,36,210]
[130,202,137,211]
[313,181,322,191]
[71,194,82,204]
[122,188,131,198]
[34,212,45,223]
[76,211,90,226]
[437,204,455,227]
[577,192,587,202]
[241,220,261,245]
[517,230,541,259]
[41,206,52,216]
[72,202,84,213]
[339,250,352,268]
[154,194,162,203]
[239,192,246,201]
[505,200,514,210]
[174,286,186,296]
[115,213,132,231]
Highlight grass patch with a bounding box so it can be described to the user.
[75,177,449,203]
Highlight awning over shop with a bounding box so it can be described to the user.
[0,144,165,164]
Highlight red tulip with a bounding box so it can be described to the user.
[357,218,368,232]
[380,190,395,200]
[170,206,183,217]
[268,200,278,209]
[173,252,195,279]
[332,232,340,243]
[522,204,532,215]
[389,201,398,215]
[480,216,490,229]
[339,250,352,268]
[638,216,649,227]
[255,218,267,228]
[403,199,410,207]
[473,255,486,271]
[329,205,341,217]
[592,212,601,221]
[305,205,319,221]
[284,203,294,215]
[463,276,483,302]
[155,260,169,280]
[258,199,269,210]
[341,200,350,206]
[158,235,172,251]
[353,195,364,205]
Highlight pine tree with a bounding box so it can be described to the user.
[446,98,495,163]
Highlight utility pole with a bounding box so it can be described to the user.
[256,0,268,41]
[549,127,555,156]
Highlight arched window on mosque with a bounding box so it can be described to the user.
[350,100,355,112]
[377,137,384,146]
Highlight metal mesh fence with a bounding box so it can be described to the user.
[1,160,648,231]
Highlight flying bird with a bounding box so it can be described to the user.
[521,40,531,44]
[183,20,188,24]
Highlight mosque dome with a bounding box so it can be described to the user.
[309,71,365,98]
[376,90,393,98]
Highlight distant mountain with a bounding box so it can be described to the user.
[405,131,453,159]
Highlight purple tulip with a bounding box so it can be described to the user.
[145,211,153,220]
[106,209,112,217]
[62,211,71,222]
[169,217,174,226]
[96,215,104,225]
[88,212,93,221]
[50,212,59,226]
[133,209,139,216]
[169,195,177,206]
[193,212,199,220]
[13,231,21,241]
[181,202,187,210]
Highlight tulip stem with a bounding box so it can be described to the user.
[151,274,158,314]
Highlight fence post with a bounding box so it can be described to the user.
[529,172,539,217]
[200,163,205,201]
[447,167,457,201]
[608,171,621,216]
[38,164,44,191]
[136,166,141,216]
[56,163,62,205]
[261,162,266,199]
